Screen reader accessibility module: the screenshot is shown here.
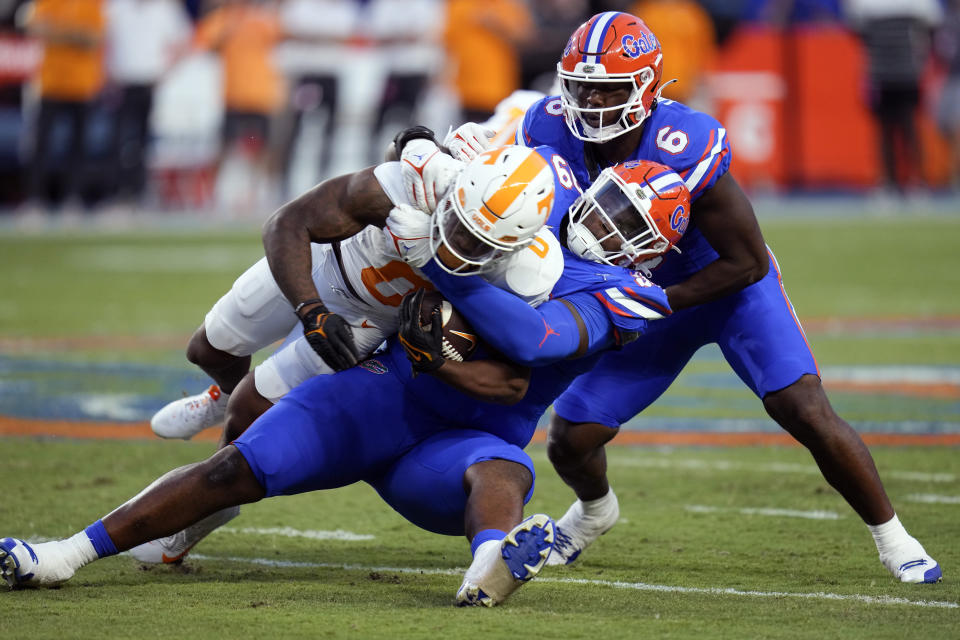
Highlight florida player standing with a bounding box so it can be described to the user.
[514,11,940,583]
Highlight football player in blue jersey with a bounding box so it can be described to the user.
[0,150,689,605]
[507,11,940,583]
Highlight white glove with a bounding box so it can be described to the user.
[385,203,434,268]
[443,122,496,162]
[400,139,464,214]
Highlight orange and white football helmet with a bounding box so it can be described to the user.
[558,12,664,142]
[430,146,555,275]
[566,159,690,269]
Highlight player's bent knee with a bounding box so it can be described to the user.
[547,415,618,464]
[185,325,213,365]
[222,375,273,443]
[202,445,265,502]
[764,375,842,439]
[186,324,237,367]
[464,459,532,497]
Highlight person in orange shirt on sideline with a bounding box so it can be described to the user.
[629,0,716,105]
[194,0,286,208]
[23,0,106,210]
[444,0,534,122]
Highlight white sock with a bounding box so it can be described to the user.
[25,532,97,584]
[867,514,915,556]
[58,531,99,571]
[579,489,618,521]
[463,539,501,583]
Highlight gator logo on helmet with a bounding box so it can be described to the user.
[622,32,659,58]
[670,205,689,235]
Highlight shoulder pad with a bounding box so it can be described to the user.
[483,229,563,307]
[648,103,731,199]
[517,96,566,148]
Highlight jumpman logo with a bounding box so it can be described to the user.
[538,317,560,348]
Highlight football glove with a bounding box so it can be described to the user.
[443,122,496,162]
[385,203,434,268]
[400,138,463,214]
[398,289,445,374]
[300,303,360,371]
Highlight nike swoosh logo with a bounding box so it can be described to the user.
[449,330,477,350]
[161,550,189,563]
[398,334,426,361]
[361,320,375,329]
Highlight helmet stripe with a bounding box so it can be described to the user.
[583,12,619,64]
[479,152,548,223]
[647,172,685,193]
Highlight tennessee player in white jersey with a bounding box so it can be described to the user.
[0,157,687,608]
[212,160,564,406]
[482,89,547,148]
[150,141,577,445]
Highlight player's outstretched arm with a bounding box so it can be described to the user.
[420,262,597,367]
[664,172,769,311]
[398,291,531,404]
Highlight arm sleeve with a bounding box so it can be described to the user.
[422,262,610,366]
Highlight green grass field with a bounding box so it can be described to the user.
[1,215,958,638]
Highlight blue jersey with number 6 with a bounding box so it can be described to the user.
[517,96,731,288]
[516,95,820,425]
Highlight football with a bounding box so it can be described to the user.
[419,290,480,362]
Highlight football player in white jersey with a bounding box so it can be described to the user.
[0,155,692,607]
[150,129,568,447]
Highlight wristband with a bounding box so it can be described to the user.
[392,125,437,156]
[294,298,325,315]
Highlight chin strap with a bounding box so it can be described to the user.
[653,78,678,104]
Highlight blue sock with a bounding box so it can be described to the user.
[470,529,506,556]
[84,520,119,558]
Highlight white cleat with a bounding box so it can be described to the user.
[546,492,619,566]
[456,514,555,607]
[129,506,240,564]
[0,538,75,588]
[881,539,943,583]
[151,385,229,440]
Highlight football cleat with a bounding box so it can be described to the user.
[546,493,619,566]
[881,541,942,583]
[129,506,240,564]
[151,385,229,440]
[456,513,555,607]
[0,538,74,588]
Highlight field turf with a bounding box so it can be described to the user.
[0,214,958,638]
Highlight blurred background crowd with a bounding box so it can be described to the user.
[0,0,957,218]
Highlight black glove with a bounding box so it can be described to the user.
[300,303,360,371]
[398,289,445,374]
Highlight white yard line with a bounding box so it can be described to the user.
[685,505,843,520]
[217,527,375,541]
[904,494,960,504]
[189,554,958,609]
[613,457,956,483]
